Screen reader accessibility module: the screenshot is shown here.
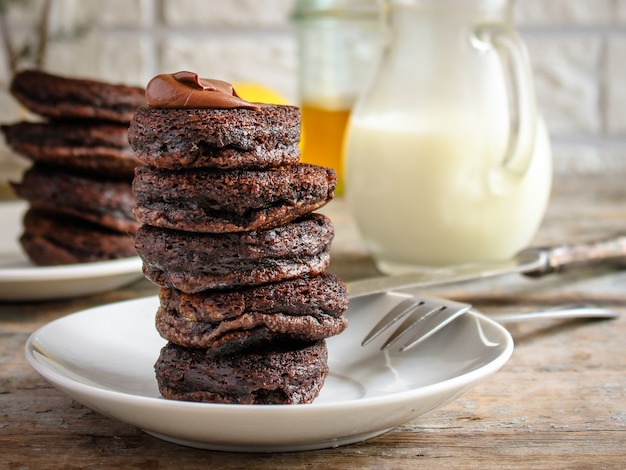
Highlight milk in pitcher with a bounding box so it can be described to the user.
[345,113,552,273]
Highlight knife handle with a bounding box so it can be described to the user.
[522,234,626,277]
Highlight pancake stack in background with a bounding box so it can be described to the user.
[130,72,349,404]
[1,70,145,265]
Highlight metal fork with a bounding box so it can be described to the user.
[362,293,621,352]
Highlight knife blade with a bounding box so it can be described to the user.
[347,234,626,298]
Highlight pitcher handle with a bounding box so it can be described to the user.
[473,23,538,191]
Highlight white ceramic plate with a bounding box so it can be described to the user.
[25,294,513,452]
[0,201,143,301]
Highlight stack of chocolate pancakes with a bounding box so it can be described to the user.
[130,72,348,404]
[1,70,145,265]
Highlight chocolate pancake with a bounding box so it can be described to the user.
[155,339,328,404]
[156,273,348,353]
[19,209,136,265]
[134,213,334,292]
[135,143,301,171]
[10,69,145,123]
[11,164,139,234]
[128,105,300,169]
[132,164,336,233]
[1,121,139,179]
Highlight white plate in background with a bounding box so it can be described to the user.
[0,201,143,301]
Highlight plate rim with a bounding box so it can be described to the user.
[0,200,142,281]
[0,255,143,281]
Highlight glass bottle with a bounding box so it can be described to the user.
[292,0,380,195]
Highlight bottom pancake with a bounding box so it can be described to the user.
[20,209,136,265]
[155,340,328,404]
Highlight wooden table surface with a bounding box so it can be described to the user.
[1,175,625,469]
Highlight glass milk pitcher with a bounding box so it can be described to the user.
[344,0,552,273]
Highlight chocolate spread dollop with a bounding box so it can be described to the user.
[145,71,259,110]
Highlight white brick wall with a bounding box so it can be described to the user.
[162,0,293,27]
[514,0,626,175]
[1,0,625,178]
[607,38,626,134]
[516,0,615,25]
[527,35,602,135]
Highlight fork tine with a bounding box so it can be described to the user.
[396,303,471,352]
[361,293,473,352]
[361,296,419,346]
[380,301,445,351]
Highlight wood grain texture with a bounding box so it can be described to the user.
[1,175,625,469]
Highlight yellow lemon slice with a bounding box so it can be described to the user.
[232,82,305,150]
[232,82,289,105]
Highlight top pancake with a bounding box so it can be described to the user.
[128,105,301,169]
[10,69,146,123]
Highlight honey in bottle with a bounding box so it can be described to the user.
[292,0,380,195]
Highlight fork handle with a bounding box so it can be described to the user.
[490,306,621,323]
[522,234,626,277]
